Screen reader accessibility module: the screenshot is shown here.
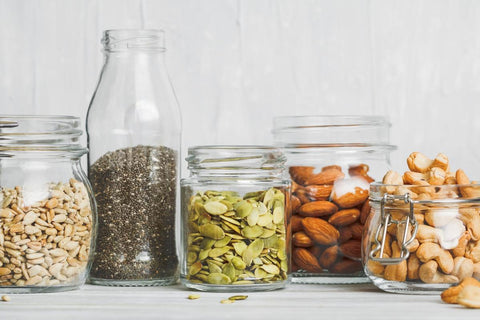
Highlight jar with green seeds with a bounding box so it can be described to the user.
[180,146,291,292]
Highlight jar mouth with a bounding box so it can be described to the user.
[273,115,393,148]
[186,145,286,177]
[370,182,480,203]
[0,115,87,157]
[102,29,166,52]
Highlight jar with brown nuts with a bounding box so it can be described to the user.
[273,116,395,284]
[180,146,290,292]
[0,116,96,293]
[364,152,480,294]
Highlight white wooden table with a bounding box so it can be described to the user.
[0,283,476,319]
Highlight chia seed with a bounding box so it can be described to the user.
[89,145,178,283]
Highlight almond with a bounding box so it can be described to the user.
[291,195,301,213]
[332,187,368,209]
[350,222,363,240]
[348,164,374,183]
[305,168,344,185]
[328,208,360,227]
[338,226,353,243]
[294,189,311,204]
[308,246,324,257]
[329,258,363,274]
[302,217,339,246]
[291,215,304,233]
[339,239,361,260]
[293,248,323,273]
[293,231,313,248]
[359,200,371,224]
[289,166,315,185]
[322,165,342,172]
[319,245,339,269]
[304,185,333,201]
[297,201,338,217]
[348,164,369,177]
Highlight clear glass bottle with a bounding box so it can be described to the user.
[180,146,290,292]
[86,29,181,286]
[364,183,480,294]
[0,116,96,293]
[273,116,396,284]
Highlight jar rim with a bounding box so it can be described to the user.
[102,29,166,52]
[186,145,286,178]
[272,115,393,148]
[273,115,389,129]
[369,182,480,203]
[0,115,87,157]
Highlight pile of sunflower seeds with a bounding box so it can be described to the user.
[185,188,288,285]
[0,179,93,287]
[89,145,178,282]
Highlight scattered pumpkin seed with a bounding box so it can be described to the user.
[188,294,201,300]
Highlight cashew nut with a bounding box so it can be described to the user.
[459,208,480,241]
[428,167,446,185]
[439,218,466,250]
[383,242,407,282]
[419,260,458,284]
[432,153,449,171]
[407,152,433,173]
[396,224,419,252]
[416,242,454,274]
[403,171,427,185]
[466,241,480,263]
[382,170,403,193]
[473,263,480,280]
[425,208,458,228]
[453,231,472,257]
[407,254,420,280]
[452,257,474,281]
[416,224,440,243]
[414,213,425,225]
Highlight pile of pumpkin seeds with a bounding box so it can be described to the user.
[185,187,288,285]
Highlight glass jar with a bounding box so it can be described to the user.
[273,116,396,284]
[0,116,96,293]
[364,183,480,294]
[180,146,290,292]
[86,29,181,286]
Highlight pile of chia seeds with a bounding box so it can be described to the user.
[89,145,178,282]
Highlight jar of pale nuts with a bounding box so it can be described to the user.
[364,152,480,293]
[273,116,395,284]
[0,116,96,293]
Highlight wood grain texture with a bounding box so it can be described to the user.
[0,284,476,320]
[1,0,480,175]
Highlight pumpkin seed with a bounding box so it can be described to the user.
[204,201,228,215]
[214,236,232,248]
[261,264,280,275]
[198,224,225,240]
[241,225,264,239]
[207,273,231,285]
[188,294,201,300]
[209,247,231,258]
[231,256,246,270]
[185,188,287,286]
[232,242,247,255]
[229,295,248,301]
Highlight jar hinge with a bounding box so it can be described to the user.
[369,193,418,265]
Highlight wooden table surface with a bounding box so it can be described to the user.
[0,283,477,320]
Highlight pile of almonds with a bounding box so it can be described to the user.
[366,152,480,284]
[289,164,373,275]
[0,179,92,287]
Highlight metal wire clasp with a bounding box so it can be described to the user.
[369,193,418,265]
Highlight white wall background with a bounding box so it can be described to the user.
[1,0,480,177]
